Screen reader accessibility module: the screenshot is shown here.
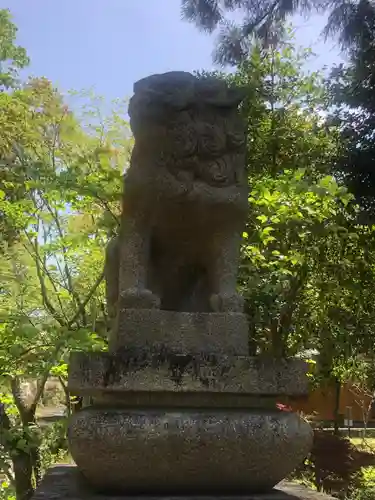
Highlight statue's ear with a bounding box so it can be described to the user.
[204,85,247,107]
[226,86,247,106]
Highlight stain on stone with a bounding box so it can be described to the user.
[168,353,193,385]
[103,345,230,389]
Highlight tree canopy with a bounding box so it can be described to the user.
[2,6,375,500]
[328,2,375,220]
[181,0,375,65]
[0,9,29,89]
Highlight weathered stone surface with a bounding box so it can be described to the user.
[65,72,314,496]
[68,351,310,397]
[87,392,294,409]
[105,71,248,322]
[111,308,248,354]
[32,466,336,499]
[68,408,313,494]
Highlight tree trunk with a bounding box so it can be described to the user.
[31,446,43,487]
[19,407,42,491]
[10,377,48,497]
[12,453,34,500]
[333,378,341,435]
[72,396,83,413]
[59,376,71,417]
[0,402,34,500]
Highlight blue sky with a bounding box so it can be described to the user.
[2,0,345,102]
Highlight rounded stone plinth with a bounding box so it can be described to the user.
[68,408,313,494]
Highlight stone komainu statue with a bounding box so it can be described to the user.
[105,71,247,318]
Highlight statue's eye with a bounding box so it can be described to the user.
[169,124,198,156]
[197,124,226,156]
[227,130,245,148]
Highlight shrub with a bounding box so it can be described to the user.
[292,429,375,498]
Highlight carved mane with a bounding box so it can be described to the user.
[127,71,247,190]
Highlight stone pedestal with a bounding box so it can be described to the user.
[32,466,336,500]
[66,309,313,495]
[69,408,311,493]
[56,72,315,498]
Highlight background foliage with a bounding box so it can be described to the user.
[2,5,375,500]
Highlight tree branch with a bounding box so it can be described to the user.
[81,184,120,227]
[44,201,85,318]
[243,0,281,37]
[11,339,66,420]
[30,371,50,415]
[10,377,32,422]
[68,271,104,328]
[24,235,66,327]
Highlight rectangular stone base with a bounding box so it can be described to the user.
[68,351,309,398]
[112,309,249,355]
[32,466,335,500]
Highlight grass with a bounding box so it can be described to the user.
[351,437,375,451]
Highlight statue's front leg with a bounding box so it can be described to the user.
[118,215,160,309]
[208,230,244,313]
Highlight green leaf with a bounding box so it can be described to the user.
[256,215,268,223]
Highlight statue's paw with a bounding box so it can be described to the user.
[209,292,244,313]
[119,288,160,309]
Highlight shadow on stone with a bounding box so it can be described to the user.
[32,466,335,499]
